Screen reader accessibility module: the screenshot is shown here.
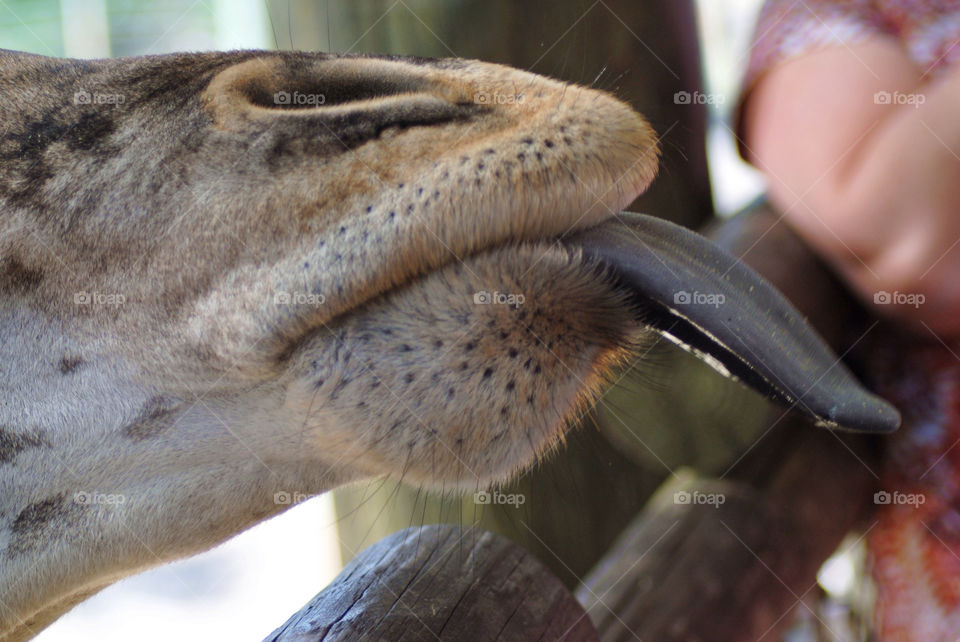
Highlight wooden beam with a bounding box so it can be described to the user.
[267,524,599,641]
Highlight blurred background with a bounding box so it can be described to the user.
[0,1,794,640]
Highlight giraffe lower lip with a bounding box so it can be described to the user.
[564,212,901,434]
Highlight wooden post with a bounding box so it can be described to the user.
[266,524,599,641]
[577,427,877,641]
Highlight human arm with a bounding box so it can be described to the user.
[743,39,960,336]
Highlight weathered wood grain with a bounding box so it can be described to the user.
[266,524,599,641]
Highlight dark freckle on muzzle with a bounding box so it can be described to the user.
[59,356,84,374]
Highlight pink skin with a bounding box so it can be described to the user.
[742,39,960,338]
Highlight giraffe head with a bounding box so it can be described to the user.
[0,49,898,639]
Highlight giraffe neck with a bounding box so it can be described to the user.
[0,305,349,637]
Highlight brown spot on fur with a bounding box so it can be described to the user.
[8,493,70,555]
[0,258,43,295]
[0,426,49,464]
[0,107,119,214]
[65,112,117,153]
[59,356,83,374]
[122,397,178,441]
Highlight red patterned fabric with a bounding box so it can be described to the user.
[735,1,960,157]
[866,336,960,639]
[743,0,960,93]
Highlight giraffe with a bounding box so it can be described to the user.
[0,49,898,640]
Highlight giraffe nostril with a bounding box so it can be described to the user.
[242,69,427,110]
[204,57,483,151]
[211,55,439,111]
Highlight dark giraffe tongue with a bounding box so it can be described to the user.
[566,212,901,434]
